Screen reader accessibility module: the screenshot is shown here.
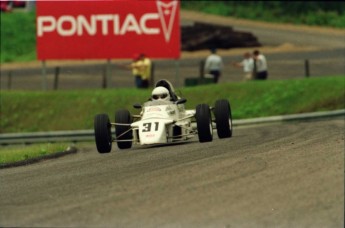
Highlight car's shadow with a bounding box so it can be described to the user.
[122,140,196,151]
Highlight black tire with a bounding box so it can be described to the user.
[94,114,112,153]
[115,109,133,149]
[195,104,213,142]
[214,99,233,138]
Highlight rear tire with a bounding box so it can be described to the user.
[214,99,233,138]
[94,114,112,153]
[195,104,213,142]
[115,109,133,149]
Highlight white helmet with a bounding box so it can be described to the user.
[152,86,170,101]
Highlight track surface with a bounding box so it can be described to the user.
[1,10,344,228]
[0,118,343,227]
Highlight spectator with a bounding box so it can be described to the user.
[253,50,268,80]
[128,53,152,89]
[232,52,254,81]
[204,48,224,83]
[138,53,152,88]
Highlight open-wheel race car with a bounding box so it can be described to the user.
[94,80,233,153]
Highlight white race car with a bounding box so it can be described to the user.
[94,80,232,153]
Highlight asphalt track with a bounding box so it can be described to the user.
[0,10,344,228]
[0,117,344,227]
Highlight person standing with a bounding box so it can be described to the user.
[232,52,254,81]
[138,53,151,88]
[130,53,142,88]
[253,50,268,80]
[204,48,224,83]
[129,53,152,88]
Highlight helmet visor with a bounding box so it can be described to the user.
[152,93,168,100]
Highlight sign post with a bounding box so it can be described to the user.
[106,59,111,88]
[41,60,47,90]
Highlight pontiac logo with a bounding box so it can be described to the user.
[156,0,178,42]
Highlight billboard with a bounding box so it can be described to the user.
[36,0,180,60]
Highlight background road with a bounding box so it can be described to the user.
[1,10,344,90]
[0,117,343,227]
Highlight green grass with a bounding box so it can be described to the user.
[0,76,343,165]
[1,76,344,134]
[0,11,37,63]
[0,143,71,165]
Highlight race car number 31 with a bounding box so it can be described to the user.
[142,122,159,132]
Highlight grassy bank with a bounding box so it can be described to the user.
[1,76,344,134]
[0,143,71,165]
[0,11,36,63]
[0,76,343,165]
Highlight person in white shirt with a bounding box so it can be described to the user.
[204,48,224,83]
[232,52,254,81]
[253,50,268,80]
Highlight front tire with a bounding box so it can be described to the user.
[115,109,133,149]
[195,104,213,142]
[214,99,233,138]
[94,114,112,153]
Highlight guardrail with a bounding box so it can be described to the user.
[1,109,344,145]
[0,130,97,145]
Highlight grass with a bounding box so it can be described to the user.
[0,76,344,165]
[1,76,344,134]
[0,143,71,165]
[0,11,37,63]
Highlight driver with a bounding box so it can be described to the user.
[151,86,171,101]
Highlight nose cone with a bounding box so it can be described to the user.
[136,119,173,145]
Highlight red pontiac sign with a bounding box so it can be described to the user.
[36,0,180,60]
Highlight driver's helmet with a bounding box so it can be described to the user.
[151,86,171,101]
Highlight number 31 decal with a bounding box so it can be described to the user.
[142,122,159,132]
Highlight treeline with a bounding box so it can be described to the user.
[181,1,345,28]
